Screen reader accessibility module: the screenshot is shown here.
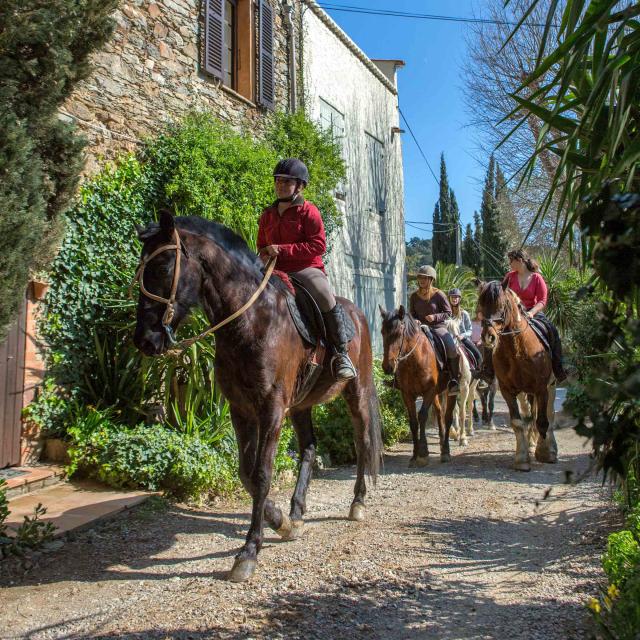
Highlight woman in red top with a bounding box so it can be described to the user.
[480,249,568,383]
[257,158,356,380]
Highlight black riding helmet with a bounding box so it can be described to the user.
[273,158,310,186]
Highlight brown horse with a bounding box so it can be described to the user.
[133,211,382,582]
[379,305,456,465]
[477,281,558,471]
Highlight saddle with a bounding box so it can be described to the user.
[272,271,356,408]
[420,325,447,372]
[528,316,551,352]
[459,342,479,370]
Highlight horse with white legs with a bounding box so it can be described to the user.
[445,317,480,446]
[477,281,558,471]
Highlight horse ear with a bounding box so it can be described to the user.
[378,304,387,318]
[158,208,175,236]
[501,278,509,291]
[398,305,406,320]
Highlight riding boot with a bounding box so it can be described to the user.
[322,304,357,380]
[550,339,568,383]
[447,356,460,396]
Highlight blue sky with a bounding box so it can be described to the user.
[319,0,486,240]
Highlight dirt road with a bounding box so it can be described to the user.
[0,402,615,639]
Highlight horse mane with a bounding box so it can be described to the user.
[382,308,420,337]
[478,281,522,328]
[140,215,290,294]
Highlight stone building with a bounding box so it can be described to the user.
[61,0,406,352]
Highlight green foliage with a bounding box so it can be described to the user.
[406,237,433,276]
[0,0,117,338]
[432,154,459,265]
[432,263,479,312]
[0,478,56,560]
[604,531,640,587]
[312,360,408,465]
[480,155,508,279]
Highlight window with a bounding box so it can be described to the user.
[365,132,386,214]
[203,0,274,107]
[319,98,346,198]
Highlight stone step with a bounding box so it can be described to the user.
[3,465,66,501]
[5,480,153,537]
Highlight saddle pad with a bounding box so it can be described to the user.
[284,279,355,347]
[529,317,551,352]
[460,343,478,370]
[420,325,446,371]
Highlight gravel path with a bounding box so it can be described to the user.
[0,400,616,640]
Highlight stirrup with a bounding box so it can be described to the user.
[331,353,357,380]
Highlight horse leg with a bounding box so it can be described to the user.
[472,397,480,424]
[414,391,434,466]
[275,408,315,541]
[457,385,468,447]
[488,385,497,429]
[534,385,558,464]
[503,390,530,471]
[436,392,454,463]
[403,391,420,467]
[229,404,285,583]
[466,381,478,437]
[342,375,380,522]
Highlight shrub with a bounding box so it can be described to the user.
[603,531,640,587]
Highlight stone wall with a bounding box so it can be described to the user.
[63,0,298,173]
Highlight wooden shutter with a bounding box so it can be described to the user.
[205,0,225,80]
[258,0,275,109]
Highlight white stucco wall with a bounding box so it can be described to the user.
[301,5,406,354]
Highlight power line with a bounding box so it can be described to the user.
[317,3,555,28]
[398,108,440,187]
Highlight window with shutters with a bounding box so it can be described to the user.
[203,0,256,103]
[365,132,386,215]
[319,98,346,199]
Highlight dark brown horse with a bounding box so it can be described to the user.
[379,305,456,465]
[133,211,382,582]
[477,281,558,471]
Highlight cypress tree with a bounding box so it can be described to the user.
[432,201,441,264]
[433,153,456,265]
[448,188,461,264]
[462,223,475,269]
[480,154,507,278]
[495,163,521,250]
[0,0,117,338]
[473,211,483,275]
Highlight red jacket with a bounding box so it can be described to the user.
[257,198,326,273]
[504,270,548,311]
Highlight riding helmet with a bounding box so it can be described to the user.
[416,265,437,280]
[273,158,310,186]
[448,288,462,297]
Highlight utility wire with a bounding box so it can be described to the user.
[317,3,555,28]
[398,108,440,187]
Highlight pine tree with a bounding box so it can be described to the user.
[0,0,117,338]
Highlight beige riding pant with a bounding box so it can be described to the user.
[289,267,336,313]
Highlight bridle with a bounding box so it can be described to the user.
[482,307,528,343]
[391,321,420,374]
[131,228,276,352]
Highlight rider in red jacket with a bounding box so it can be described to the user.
[257,159,356,381]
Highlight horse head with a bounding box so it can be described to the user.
[379,304,419,375]
[477,280,522,348]
[132,210,201,356]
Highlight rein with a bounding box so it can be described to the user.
[131,228,277,354]
[392,322,420,374]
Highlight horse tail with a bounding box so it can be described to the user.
[365,371,384,484]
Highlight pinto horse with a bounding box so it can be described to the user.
[379,305,456,465]
[477,281,558,471]
[133,211,382,582]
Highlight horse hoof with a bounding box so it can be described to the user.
[415,456,429,467]
[459,439,468,447]
[408,458,417,468]
[228,558,257,583]
[514,461,531,472]
[349,503,366,522]
[535,451,558,464]
[440,453,451,463]
[490,424,497,431]
[278,516,305,541]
